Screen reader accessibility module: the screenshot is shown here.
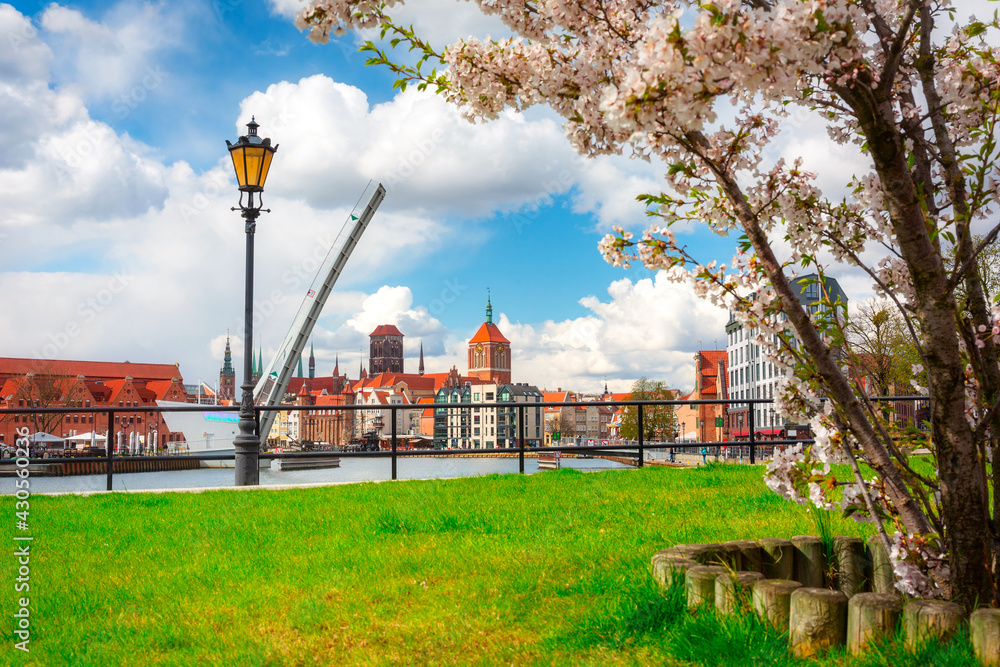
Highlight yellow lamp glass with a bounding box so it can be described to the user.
[227,120,277,192]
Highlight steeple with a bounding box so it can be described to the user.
[257,349,263,377]
[222,331,234,374]
[219,330,236,402]
[297,355,304,378]
[486,289,493,324]
[418,341,425,376]
[332,353,342,394]
[309,341,316,380]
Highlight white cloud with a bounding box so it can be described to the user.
[490,274,729,392]
[237,76,579,217]
[572,156,665,228]
[40,3,179,102]
[0,4,52,84]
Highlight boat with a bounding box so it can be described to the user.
[270,456,341,471]
[538,451,562,469]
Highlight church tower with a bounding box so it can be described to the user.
[219,332,236,402]
[468,293,511,384]
[418,341,425,377]
[309,341,316,380]
[369,324,404,375]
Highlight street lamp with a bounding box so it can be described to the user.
[227,116,278,486]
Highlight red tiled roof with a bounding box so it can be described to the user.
[0,357,181,382]
[370,324,404,337]
[287,377,337,395]
[469,322,509,344]
[355,372,436,393]
[85,382,111,401]
[103,379,128,399]
[699,350,728,377]
[0,378,24,398]
[314,394,348,406]
[135,386,157,402]
[145,380,175,400]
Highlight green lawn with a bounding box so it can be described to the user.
[1,464,977,665]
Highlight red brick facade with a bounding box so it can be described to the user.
[0,357,188,450]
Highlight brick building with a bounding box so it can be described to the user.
[0,357,188,451]
[468,296,511,385]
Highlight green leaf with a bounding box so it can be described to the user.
[965,21,987,38]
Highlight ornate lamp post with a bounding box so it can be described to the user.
[227,117,278,485]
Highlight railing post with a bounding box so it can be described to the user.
[518,404,525,474]
[391,406,397,481]
[749,403,756,465]
[106,409,115,491]
[637,403,644,468]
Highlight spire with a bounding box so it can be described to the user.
[258,349,263,376]
[604,379,609,395]
[486,289,493,324]
[222,331,234,374]
[418,341,425,376]
[334,353,340,376]
[309,341,316,380]
[359,350,364,379]
[297,355,304,378]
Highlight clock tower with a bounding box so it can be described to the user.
[468,294,511,384]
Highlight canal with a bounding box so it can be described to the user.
[15,456,634,494]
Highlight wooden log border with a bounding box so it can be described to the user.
[653,538,996,663]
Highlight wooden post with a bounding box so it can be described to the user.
[752,579,803,628]
[716,571,764,615]
[789,588,849,658]
[759,538,795,580]
[846,592,904,655]
[716,542,742,568]
[686,565,727,609]
[833,536,869,597]
[971,608,1000,667]
[791,535,825,588]
[664,543,726,565]
[651,555,699,591]
[726,540,763,573]
[903,600,965,651]
[865,535,895,594]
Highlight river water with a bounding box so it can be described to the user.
[13,456,633,495]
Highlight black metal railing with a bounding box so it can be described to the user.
[0,395,929,491]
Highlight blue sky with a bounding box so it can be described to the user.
[1,0,900,393]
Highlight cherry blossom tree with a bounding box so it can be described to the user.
[296,0,1000,607]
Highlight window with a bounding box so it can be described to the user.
[486,392,494,401]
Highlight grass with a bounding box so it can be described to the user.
[0,463,978,665]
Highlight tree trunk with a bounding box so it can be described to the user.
[835,60,994,608]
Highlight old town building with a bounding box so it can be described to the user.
[468,296,511,385]
[0,357,188,451]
